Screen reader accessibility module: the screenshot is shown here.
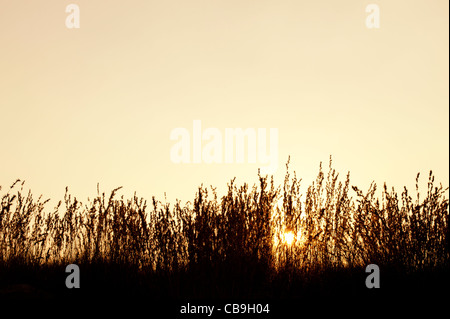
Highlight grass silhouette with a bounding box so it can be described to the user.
[0,158,448,307]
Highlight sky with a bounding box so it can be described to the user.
[0,0,448,206]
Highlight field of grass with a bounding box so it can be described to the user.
[0,158,449,311]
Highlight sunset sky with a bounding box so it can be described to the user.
[0,0,448,205]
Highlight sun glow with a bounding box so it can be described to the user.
[283,231,295,246]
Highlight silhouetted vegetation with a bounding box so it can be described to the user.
[0,158,448,304]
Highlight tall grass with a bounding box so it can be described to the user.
[1,158,448,297]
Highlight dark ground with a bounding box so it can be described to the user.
[0,261,448,317]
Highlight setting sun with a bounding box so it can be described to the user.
[284,231,295,246]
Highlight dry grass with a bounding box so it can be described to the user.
[0,157,448,299]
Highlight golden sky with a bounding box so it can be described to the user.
[0,0,448,204]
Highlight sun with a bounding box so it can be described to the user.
[283,231,295,246]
